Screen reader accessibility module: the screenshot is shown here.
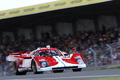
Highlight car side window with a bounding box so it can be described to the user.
[39,51,46,57]
[33,51,39,56]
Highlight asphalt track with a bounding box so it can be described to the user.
[0,69,120,80]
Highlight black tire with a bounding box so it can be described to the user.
[72,68,82,72]
[13,62,27,75]
[31,60,43,74]
[53,70,64,73]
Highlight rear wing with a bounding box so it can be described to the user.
[8,52,31,61]
[7,52,22,61]
[10,52,22,55]
[9,51,30,55]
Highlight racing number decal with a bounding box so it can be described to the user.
[56,56,66,67]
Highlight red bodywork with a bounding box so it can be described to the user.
[8,47,86,72]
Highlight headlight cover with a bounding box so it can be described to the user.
[76,58,84,64]
[40,61,49,67]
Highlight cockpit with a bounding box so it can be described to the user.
[35,50,62,57]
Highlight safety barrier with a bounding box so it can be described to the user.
[80,43,120,67]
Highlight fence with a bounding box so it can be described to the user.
[0,66,2,77]
[80,42,120,67]
[0,62,14,77]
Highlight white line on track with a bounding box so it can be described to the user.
[7,74,120,80]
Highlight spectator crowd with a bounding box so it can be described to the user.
[0,27,120,76]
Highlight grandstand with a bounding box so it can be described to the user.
[0,0,120,76]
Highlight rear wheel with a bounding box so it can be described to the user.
[72,68,82,72]
[53,70,64,73]
[31,60,43,74]
[13,62,27,75]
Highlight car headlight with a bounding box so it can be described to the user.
[76,59,84,64]
[40,61,49,67]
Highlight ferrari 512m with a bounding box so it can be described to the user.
[8,45,86,75]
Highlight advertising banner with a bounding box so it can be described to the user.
[0,0,111,20]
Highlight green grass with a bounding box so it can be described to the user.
[107,66,120,69]
[90,77,120,80]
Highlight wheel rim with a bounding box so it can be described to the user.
[13,63,17,73]
[32,63,36,72]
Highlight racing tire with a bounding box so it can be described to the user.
[13,62,27,75]
[31,60,43,74]
[72,68,82,72]
[53,70,64,73]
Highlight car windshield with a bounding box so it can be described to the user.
[38,50,62,57]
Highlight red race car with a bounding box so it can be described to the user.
[8,45,86,75]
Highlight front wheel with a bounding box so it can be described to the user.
[31,60,43,74]
[72,68,82,72]
[13,62,27,75]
